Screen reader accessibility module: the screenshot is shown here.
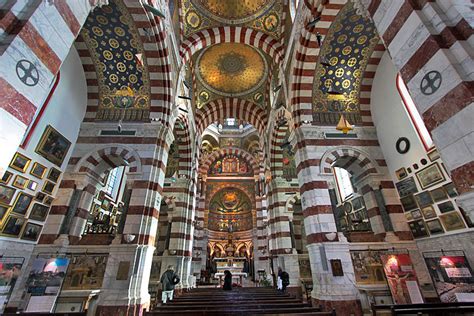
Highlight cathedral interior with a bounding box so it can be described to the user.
[0,0,473,315]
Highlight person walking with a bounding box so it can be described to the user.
[223,270,233,291]
[277,267,290,293]
[160,265,180,304]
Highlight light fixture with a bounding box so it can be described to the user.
[123,234,136,243]
[143,3,165,18]
[306,16,321,28]
[336,114,354,134]
[325,232,337,241]
[169,250,177,255]
[183,80,191,89]
[276,117,287,127]
[135,53,143,67]
[273,85,282,93]
[178,95,192,100]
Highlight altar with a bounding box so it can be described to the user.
[215,272,247,286]
[213,257,248,286]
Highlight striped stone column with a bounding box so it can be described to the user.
[360,182,387,239]
[294,126,360,314]
[68,183,98,242]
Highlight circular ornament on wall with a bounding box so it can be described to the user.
[420,70,442,95]
[396,137,410,154]
[16,60,39,86]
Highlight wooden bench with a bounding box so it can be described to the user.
[371,302,474,315]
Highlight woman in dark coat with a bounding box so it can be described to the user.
[223,270,232,291]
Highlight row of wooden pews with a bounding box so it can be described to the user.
[147,287,336,315]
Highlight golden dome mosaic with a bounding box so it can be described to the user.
[196,43,268,97]
[192,0,274,24]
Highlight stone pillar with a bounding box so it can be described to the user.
[68,183,98,242]
[294,126,361,315]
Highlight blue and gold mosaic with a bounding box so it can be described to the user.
[312,2,379,125]
[82,0,150,121]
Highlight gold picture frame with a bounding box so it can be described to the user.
[12,175,28,189]
[9,152,31,173]
[1,215,26,237]
[415,163,445,190]
[0,171,13,184]
[35,125,71,167]
[11,192,33,216]
[439,212,466,231]
[42,181,55,195]
[0,203,10,226]
[30,162,47,179]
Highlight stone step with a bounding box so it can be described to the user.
[147,307,330,315]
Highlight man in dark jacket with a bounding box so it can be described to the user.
[277,267,290,292]
[160,265,180,304]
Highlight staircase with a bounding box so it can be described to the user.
[147,287,335,315]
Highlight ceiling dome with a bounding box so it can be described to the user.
[193,0,274,24]
[196,43,267,97]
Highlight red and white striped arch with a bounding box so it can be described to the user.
[173,114,193,178]
[199,147,260,176]
[179,26,284,65]
[195,98,268,135]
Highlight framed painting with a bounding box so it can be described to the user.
[47,167,61,183]
[416,163,445,190]
[12,175,28,189]
[21,222,42,241]
[44,196,54,206]
[30,162,47,179]
[35,125,71,167]
[439,212,466,231]
[9,152,30,173]
[395,177,418,198]
[1,216,26,237]
[405,212,413,221]
[408,219,429,238]
[330,259,344,276]
[426,219,444,235]
[35,192,46,202]
[26,180,38,191]
[0,184,16,205]
[42,181,55,195]
[0,204,9,225]
[29,203,50,221]
[443,183,458,198]
[421,205,436,219]
[11,192,33,215]
[0,171,13,184]
[427,149,440,162]
[438,201,455,214]
[400,195,417,212]
[411,209,422,220]
[395,167,407,180]
[415,191,434,208]
[430,187,448,202]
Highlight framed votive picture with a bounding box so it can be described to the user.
[395,177,418,197]
[330,259,344,276]
[427,149,440,162]
[415,191,433,208]
[35,125,71,167]
[21,222,42,241]
[400,195,417,212]
[35,192,46,202]
[426,219,444,235]
[415,163,445,190]
[408,219,429,238]
[395,168,407,180]
[44,196,54,206]
[0,171,13,184]
[438,201,455,214]
[405,212,413,221]
[443,183,458,198]
[30,162,47,179]
[12,175,28,189]
[430,187,448,202]
[42,181,55,195]
[0,185,16,205]
[2,216,26,237]
[9,152,31,173]
[0,204,9,224]
[26,180,38,191]
[411,209,422,219]
[11,193,33,216]
[29,203,50,221]
[421,206,436,219]
[439,212,466,231]
[47,168,61,183]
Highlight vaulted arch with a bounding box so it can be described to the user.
[199,147,260,176]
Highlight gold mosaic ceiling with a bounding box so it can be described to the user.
[196,43,268,97]
[181,0,282,38]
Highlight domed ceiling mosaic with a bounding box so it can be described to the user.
[81,0,150,121]
[207,187,253,232]
[312,2,379,125]
[181,0,282,38]
[193,43,269,109]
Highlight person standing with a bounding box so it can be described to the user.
[277,267,290,293]
[160,265,180,304]
[223,270,233,291]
